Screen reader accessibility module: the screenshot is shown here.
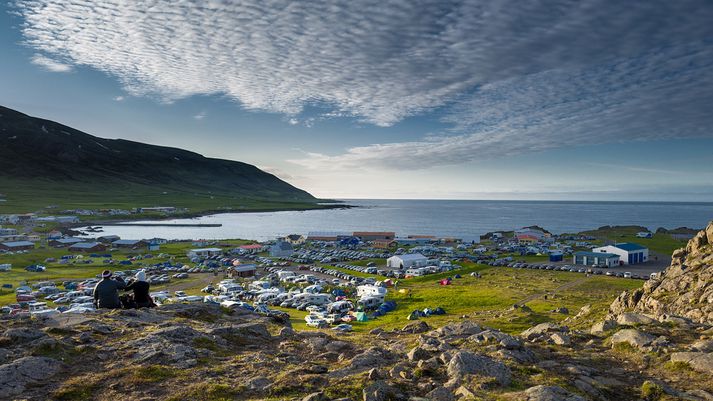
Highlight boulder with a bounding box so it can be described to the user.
[521,385,587,401]
[402,321,430,334]
[521,323,565,341]
[0,356,63,399]
[303,392,327,401]
[363,380,397,401]
[590,320,617,335]
[426,386,454,401]
[610,329,656,350]
[616,312,656,325]
[208,322,271,342]
[692,339,713,353]
[670,352,713,375]
[1,328,46,344]
[550,332,571,346]
[446,351,511,386]
[407,346,431,361]
[247,376,271,391]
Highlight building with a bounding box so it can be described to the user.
[285,234,306,245]
[49,237,84,247]
[549,251,564,262]
[593,243,649,265]
[0,215,20,225]
[238,244,264,253]
[395,237,432,246]
[138,207,177,213]
[111,239,147,248]
[516,234,540,245]
[69,242,107,253]
[0,241,35,251]
[47,230,63,240]
[0,234,28,242]
[386,253,429,269]
[228,264,257,278]
[307,231,351,241]
[353,231,396,241]
[97,235,121,243]
[636,232,653,238]
[574,251,620,267]
[270,240,294,257]
[187,248,223,259]
[0,227,18,236]
[372,239,397,249]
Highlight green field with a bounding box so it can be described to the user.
[280,262,643,334]
[577,226,688,255]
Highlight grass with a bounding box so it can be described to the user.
[129,365,181,384]
[577,226,686,255]
[279,262,643,334]
[166,382,244,401]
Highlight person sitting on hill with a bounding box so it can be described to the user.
[93,270,126,309]
[123,270,154,309]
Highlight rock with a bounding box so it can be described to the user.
[616,312,656,325]
[521,323,565,341]
[1,328,46,344]
[555,307,569,314]
[303,391,327,401]
[402,321,430,334]
[574,378,601,399]
[369,328,385,335]
[279,326,295,338]
[208,322,271,342]
[434,321,482,338]
[325,340,353,353]
[78,332,93,343]
[550,332,571,346]
[0,356,63,399]
[521,385,587,401]
[610,329,656,350]
[454,386,477,399]
[446,350,511,386]
[351,348,392,369]
[426,386,454,401]
[590,320,617,335]
[471,329,522,349]
[691,339,713,353]
[407,346,431,361]
[670,352,713,375]
[389,362,409,379]
[247,376,271,390]
[363,380,397,401]
[367,368,382,380]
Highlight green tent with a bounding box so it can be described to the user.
[355,312,369,322]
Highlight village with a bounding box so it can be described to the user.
[0,212,683,332]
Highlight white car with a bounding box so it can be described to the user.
[304,314,328,328]
[174,291,187,297]
[332,323,353,332]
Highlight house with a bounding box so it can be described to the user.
[49,237,85,247]
[0,227,18,236]
[386,253,429,269]
[47,230,63,240]
[515,228,553,243]
[0,241,35,251]
[593,243,649,265]
[187,248,223,259]
[574,251,620,267]
[228,264,257,278]
[353,231,396,241]
[516,234,539,245]
[111,239,147,248]
[0,215,20,225]
[0,234,28,242]
[285,234,306,245]
[238,244,264,253]
[145,237,168,245]
[97,235,121,243]
[270,240,294,258]
[372,239,397,249]
[69,242,107,253]
[147,242,161,251]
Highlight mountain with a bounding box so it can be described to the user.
[0,105,317,211]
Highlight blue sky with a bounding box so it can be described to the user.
[1,1,712,201]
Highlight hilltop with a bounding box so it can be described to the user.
[0,105,320,214]
[0,224,711,400]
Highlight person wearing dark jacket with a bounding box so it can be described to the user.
[124,270,154,308]
[93,270,126,309]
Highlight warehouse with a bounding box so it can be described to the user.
[573,251,620,267]
[593,243,649,265]
[386,253,428,269]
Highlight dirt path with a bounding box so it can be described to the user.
[515,276,589,306]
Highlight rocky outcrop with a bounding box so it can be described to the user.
[609,221,713,324]
[0,356,63,398]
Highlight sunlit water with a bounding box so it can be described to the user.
[77,199,713,241]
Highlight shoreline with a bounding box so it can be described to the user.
[68,202,355,230]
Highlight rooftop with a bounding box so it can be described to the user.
[575,251,620,258]
[613,242,648,251]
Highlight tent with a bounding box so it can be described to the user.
[407,310,421,320]
[439,278,451,286]
[356,311,369,322]
[383,279,394,287]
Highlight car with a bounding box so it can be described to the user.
[623,272,632,278]
[332,323,353,332]
[174,291,187,297]
[201,285,215,293]
[304,314,328,328]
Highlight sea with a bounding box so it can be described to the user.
[75,199,713,241]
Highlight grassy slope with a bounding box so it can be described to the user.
[577,226,687,255]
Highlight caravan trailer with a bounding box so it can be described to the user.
[356,285,387,301]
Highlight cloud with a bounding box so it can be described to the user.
[30,54,72,72]
[292,43,713,170]
[113,96,125,102]
[14,0,713,128]
[193,111,206,120]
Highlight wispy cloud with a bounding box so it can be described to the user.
[113,95,125,102]
[30,54,72,72]
[13,0,713,168]
[193,111,206,120]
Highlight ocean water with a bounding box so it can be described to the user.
[78,199,713,241]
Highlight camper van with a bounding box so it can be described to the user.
[356,285,387,301]
[405,267,428,277]
[0,264,11,272]
[357,296,382,310]
[327,300,354,314]
[292,292,332,307]
[277,271,296,280]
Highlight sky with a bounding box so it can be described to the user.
[1,0,713,201]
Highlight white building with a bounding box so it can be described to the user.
[269,240,294,258]
[592,243,649,265]
[187,248,223,259]
[386,253,428,269]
